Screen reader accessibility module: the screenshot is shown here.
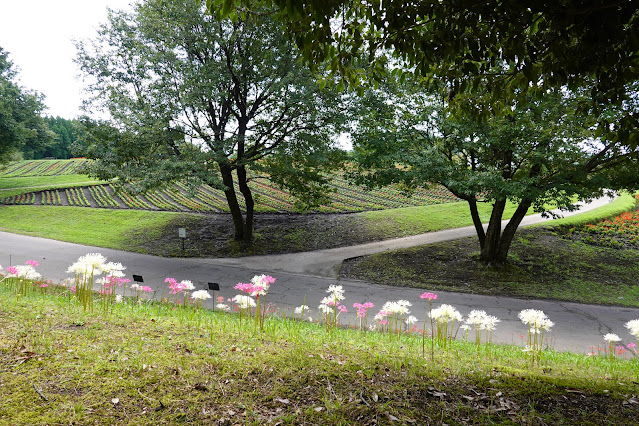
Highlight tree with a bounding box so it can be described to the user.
[0,47,52,164]
[208,0,639,145]
[351,80,639,262]
[39,116,78,159]
[77,0,346,243]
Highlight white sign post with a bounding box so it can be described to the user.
[178,228,187,251]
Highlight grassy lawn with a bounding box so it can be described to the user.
[0,206,186,254]
[1,287,638,425]
[341,193,639,308]
[362,200,533,239]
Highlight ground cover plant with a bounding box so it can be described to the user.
[341,194,639,308]
[2,261,639,425]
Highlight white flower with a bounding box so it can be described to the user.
[460,324,471,331]
[101,262,126,276]
[625,319,639,338]
[380,300,412,316]
[233,294,256,309]
[216,303,231,312]
[604,333,621,343]
[518,309,554,332]
[405,315,418,325]
[482,315,501,331]
[326,285,345,301]
[318,304,334,314]
[10,265,41,280]
[294,305,310,315]
[430,304,462,323]
[130,283,141,291]
[249,275,275,296]
[180,280,195,291]
[191,290,211,300]
[115,294,123,303]
[67,253,107,276]
[465,310,488,327]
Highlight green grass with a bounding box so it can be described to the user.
[2,287,638,425]
[537,192,637,228]
[362,200,541,239]
[0,175,104,198]
[0,205,186,254]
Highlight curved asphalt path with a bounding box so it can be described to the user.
[2,195,638,353]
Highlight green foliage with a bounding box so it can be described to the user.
[36,116,79,159]
[207,1,639,148]
[0,47,53,164]
[76,0,347,241]
[351,77,639,261]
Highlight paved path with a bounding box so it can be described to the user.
[2,195,638,353]
[206,196,615,278]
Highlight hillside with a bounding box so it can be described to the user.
[0,159,459,213]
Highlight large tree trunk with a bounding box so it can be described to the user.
[219,163,246,242]
[236,164,254,243]
[467,198,486,249]
[480,199,506,262]
[495,199,532,261]
[479,198,533,262]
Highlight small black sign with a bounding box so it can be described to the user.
[208,282,220,291]
[132,275,144,283]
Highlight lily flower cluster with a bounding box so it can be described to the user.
[67,253,109,277]
[318,285,346,314]
[234,274,275,297]
[353,302,375,319]
[372,300,412,334]
[165,278,195,295]
[518,309,554,333]
[465,310,501,331]
[625,319,639,342]
[430,304,463,324]
[130,283,153,293]
[5,263,42,281]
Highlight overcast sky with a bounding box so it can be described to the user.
[0,0,133,119]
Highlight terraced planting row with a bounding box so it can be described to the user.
[0,181,460,213]
[0,159,461,212]
[0,159,87,177]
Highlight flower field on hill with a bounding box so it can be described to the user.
[0,159,460,213]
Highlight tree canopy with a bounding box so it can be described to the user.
[351,79,639,262]
[0,47,52,164]
[208,0,639,145]
[77,0,346,242]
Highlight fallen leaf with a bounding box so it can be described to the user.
[314,407,324,412]
[275,398,290,404]
[111,398,120,405]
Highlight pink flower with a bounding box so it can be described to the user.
[40,284,48,288]
[234,283,255,294]
[217,296,224,303]
[140,286,153,293]
[6,266,18,275]
[26,260,39,267]
[338,305,348,313]
[628,343,637,349]
[420,292,438,301]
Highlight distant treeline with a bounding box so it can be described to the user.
[21,116,81,160]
